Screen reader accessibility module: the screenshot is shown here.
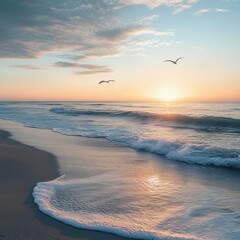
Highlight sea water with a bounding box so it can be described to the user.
[0,101,239,239]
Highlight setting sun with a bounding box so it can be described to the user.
[153,86,181,102]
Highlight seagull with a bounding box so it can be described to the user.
[99,80,115,84]
[164,57,184,65]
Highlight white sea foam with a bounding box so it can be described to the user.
[33,177,196,240]
[52,126,240,168]
[33,174,240,240]
[129,139,240,168]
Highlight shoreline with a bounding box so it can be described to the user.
[0,118,240,240]
[0,129,133,240]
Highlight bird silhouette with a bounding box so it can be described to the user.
[164,57,184,65]
[99,80,115,84]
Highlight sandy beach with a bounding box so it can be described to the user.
[0,129,133,240]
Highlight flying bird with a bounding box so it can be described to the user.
[99,80,115,84]
[164,57,184,65]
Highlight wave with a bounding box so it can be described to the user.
[50,107,122,117]
[50,107,240,133]
[40,103,63,106]
[52,127,240,169]
[33,177,196,240]
[129,139,240,169]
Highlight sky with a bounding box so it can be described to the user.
[0,0,239,101]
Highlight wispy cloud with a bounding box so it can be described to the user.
[97,25,152,42]
[195,8,211,15]
[195,8,230,15]
[13,65,40,70]
[54,61,112,75]
[75,69,112,75]
[139,15,159,23]
[155,31,175,36]
[119,0,199,13]
[215,8,230,13]
[119,0,198,9]
[173,4,191,14]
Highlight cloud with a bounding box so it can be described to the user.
[54,61,111,70]
[195,8,230,15]
[97,25,152,41]
[154,31,175,36]
[60,54,88,61]
[0,1,128,59]
[97,25,174,42]
[173,4,191,13]
[0,0,172,61]
[75,69,112,75]
[54,62,81,68]
[12,65,40,70]
[195,8,211,15]
[54,61,112,75]
[139,15,159,23]
[215,8,230,13]
[119,0,198,11]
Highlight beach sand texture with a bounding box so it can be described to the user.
[0,130,132,240]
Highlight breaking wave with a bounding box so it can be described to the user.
[50,107,240,133]
[129,139,240,169]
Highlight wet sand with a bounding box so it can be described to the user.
[0,130,133,240]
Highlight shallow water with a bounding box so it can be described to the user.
[0,101,239,239]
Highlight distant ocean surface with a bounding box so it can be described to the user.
[0,101,239,168]
[0,101,240,240]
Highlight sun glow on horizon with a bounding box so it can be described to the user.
[153,86,182,102]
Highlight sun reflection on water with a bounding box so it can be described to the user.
[145,175,161,192]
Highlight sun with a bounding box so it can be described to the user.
[161,91,177,102]
[153,86,181,102]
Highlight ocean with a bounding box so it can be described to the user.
[0,101,239,239]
